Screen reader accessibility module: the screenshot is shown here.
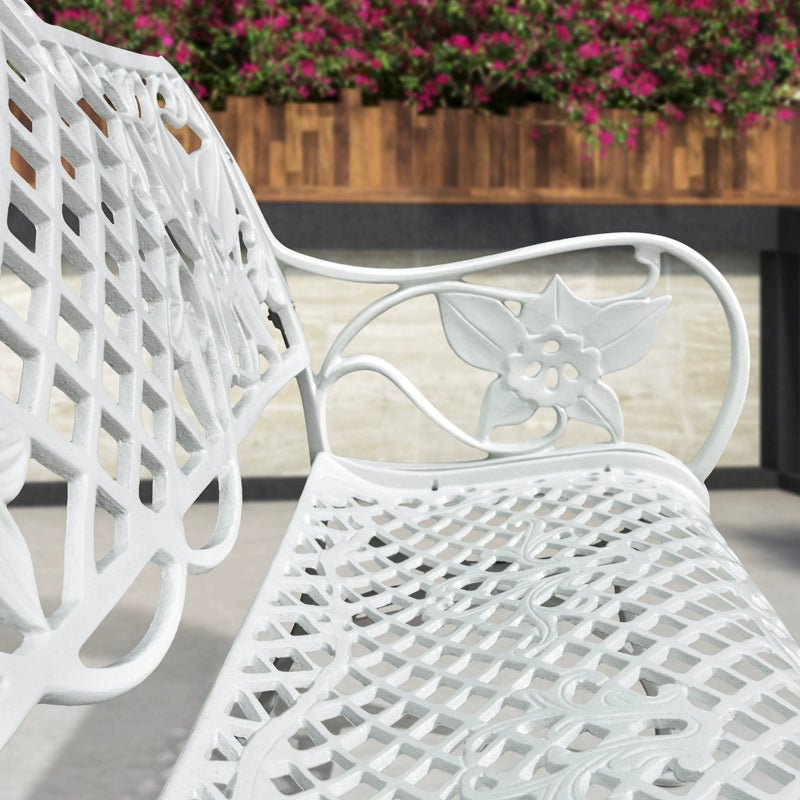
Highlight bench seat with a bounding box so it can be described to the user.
[163,451,800,800]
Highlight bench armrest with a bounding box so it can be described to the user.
[269,231,749,482]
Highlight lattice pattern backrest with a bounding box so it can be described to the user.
[0,0,308,743]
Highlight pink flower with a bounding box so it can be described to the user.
[239,63,259,79]
[557,4,577,22]
[776,107,794,122]
[472,85,490,104]
[161,34,174,48]
[57,9,87,22]
[271,14,289,30]
[554,25,572,44]
[673,46,688,64]
[174,42,191,65]
[583,107,599,125]
[298,30,317,45]
[578,41,602,60]
[608,65,628,87]
[707,98,724,114]
[697,64,714,78]
[232,20,248,37]
[133,14,150,30]
[435,73,449,85]
[598,130,614,148]
[663,103,685,121]
[630,71,658,98]
[449,34,471,49]
[625,3,650,23]
[300,60,316,78]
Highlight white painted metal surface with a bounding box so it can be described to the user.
[163,453,800,800]
[271,232,749,484]
[0,0,306,748]
[2,2,800,798]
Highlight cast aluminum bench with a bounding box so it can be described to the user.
[1,2,800,798]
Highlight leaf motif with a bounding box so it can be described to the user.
[584,296,670,373]
[438,293,525,373]
[567,381,624,440]
[0,424,45,631]
[0,423,30,504]
[195,142,239,256]
[477,378,536,439]
[519,275,599,334]
[0,506,47,632]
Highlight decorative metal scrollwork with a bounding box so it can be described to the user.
[0,0,307,747]
[438,276,670,444]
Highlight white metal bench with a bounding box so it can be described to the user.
[1,2,800,798]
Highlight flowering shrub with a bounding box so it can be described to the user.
[30,0,800,149]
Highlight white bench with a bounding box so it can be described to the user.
[1,2,800,798]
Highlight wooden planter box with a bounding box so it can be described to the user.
[198,91,800,205]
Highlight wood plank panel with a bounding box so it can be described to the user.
[252,98,271,197]
[518,106,537,192]
[333,102,349,187]
[380,101,398,189]
[362,106,382,188]
[442,111,459,189]
[395,102,412,188]
[790,118,800,192]
[206,96,800,206]
[316,104,334,188]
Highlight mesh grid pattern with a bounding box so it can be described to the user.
[0,0,306,732]
[165,458,800,799]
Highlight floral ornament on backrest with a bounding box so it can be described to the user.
[0,422,47,635]
[438,277,670,444]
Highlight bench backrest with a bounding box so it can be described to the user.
[0,0,307,746]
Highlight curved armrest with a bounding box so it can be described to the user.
[269,231,749,482]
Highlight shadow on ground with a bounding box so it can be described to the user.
[22,609,231,800]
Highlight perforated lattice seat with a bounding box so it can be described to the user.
[163,452,800,800]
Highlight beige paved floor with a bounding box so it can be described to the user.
[1,489,799,800]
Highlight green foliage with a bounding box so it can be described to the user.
[30,0,800,149]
